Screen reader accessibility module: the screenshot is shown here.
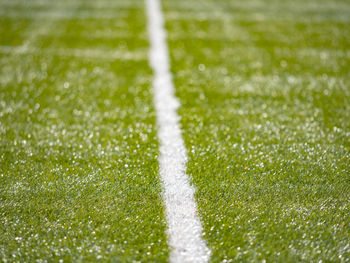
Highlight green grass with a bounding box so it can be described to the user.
[0,0,169,261]
[1,0,350,262]
[164,0,350,262]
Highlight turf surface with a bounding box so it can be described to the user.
[0,0,169,261]
[1,0,350,262]
[163,0,350,262]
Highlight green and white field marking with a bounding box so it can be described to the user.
[0,0,169,261]
[163,0,350,261]
[1,0,350,262]
[146,0,210,262]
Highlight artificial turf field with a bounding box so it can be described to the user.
[0,0,349,262]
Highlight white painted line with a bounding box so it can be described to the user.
[0,45,146,61]
[145,0,211,262]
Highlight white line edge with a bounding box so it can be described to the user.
[145,0,211,262]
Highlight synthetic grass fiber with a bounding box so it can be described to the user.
[163,0,350,262]
[0,0,349,262]
[0,0,169,261]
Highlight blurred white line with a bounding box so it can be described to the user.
[0,45,146,61]
[145,0,210,262]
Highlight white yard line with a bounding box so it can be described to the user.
[145,0,210,262]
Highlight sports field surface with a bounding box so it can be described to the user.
[0,0,349,262]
